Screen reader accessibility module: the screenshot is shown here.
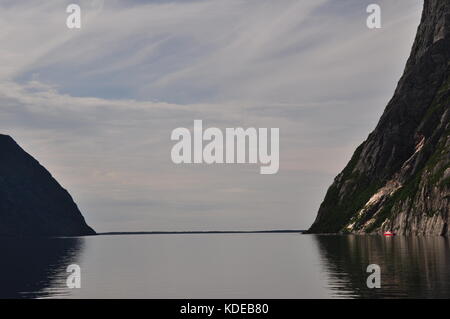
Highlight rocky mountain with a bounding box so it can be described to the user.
[0,135,95,236]
[309,0,449,236]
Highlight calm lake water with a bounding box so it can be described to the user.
[1,234,449,299]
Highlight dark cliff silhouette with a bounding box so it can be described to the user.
[309,0,450,235]
[0,134,95,236]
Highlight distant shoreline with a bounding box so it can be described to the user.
[98,230,305,236]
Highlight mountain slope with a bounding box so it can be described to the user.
[0,135,95,236]
[309,0,450,236]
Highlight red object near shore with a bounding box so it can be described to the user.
[384,231,395,237]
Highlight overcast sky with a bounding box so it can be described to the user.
[0,0,423,232]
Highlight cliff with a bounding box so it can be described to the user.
[0,135,95,236]
[309,0,450,235]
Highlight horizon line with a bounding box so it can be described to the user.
[97,229,305,236]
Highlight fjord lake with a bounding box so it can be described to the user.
[1,234,449,298]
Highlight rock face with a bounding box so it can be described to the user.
[0,135,95,236]
[309,0,450,236]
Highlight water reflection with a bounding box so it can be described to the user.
[0,237,84,299]
[314,235,450,298]
[1,234,449,298]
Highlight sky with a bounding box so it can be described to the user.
[0,0,423,232]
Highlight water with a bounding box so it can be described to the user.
[1,234,449,299]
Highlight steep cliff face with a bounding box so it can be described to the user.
[0,135,95,236]
[309,0,450,236]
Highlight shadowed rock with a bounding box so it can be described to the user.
[0,135,95,236]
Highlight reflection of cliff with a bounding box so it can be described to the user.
[0,237,84,298]
[314,235,450,298]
